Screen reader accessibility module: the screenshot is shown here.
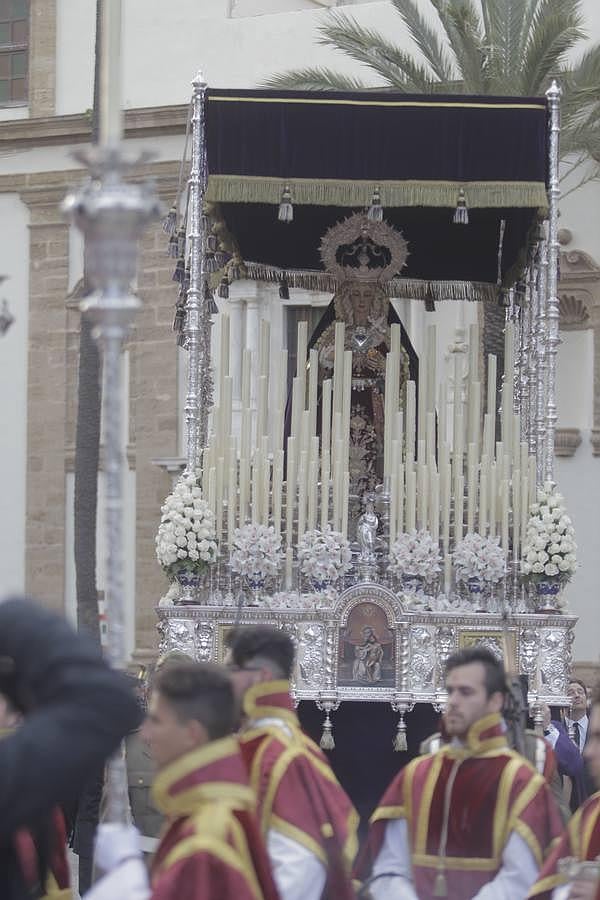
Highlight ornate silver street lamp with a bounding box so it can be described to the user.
[63,0,161,825]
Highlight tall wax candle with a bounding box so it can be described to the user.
[406,381,416,461]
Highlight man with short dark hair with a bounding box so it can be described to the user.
[228,625,358,900]
[545,679,592,812]
[529,682,600,899]
[365,646,563,899]
[142,661,278,900]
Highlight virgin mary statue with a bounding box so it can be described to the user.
[308,214,419,496]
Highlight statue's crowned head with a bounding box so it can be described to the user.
[319,212,408,325]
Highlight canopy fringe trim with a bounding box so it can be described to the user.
[243,261,500,303]
[206,175,548,212]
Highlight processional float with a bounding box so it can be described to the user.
[156,78,576,753]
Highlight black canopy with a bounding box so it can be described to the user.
[205,89,548,297]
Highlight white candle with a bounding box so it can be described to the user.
[489,462,497,538]
[273,450,284,535]
[262,446,270,527]
[406,464,416,532]
[512,468,521,558]
[396,462,405,535]
[207,466,216,517]
[341,471,350,539]
[227,464,236,547]
[389,474,397,545]
[321,379,332,461]
[469,381,481,451]
[487,354,497,418]
[297,451,307,539]
[406,381,416,462]
[466,443,477,533]
[439,382,448,448]
[479,457,488,536]
[418,355,428,445]
[417,462,428,530]
[501,478,509,552]
[251,454,260,524]
[99,0,123,145]
[320,449,330,530]
[308,459,318,531]
[430,469,440,543]
[308,348,319,439]
[219,313,230,389]
[332,322,345,415]
[285,437,296,547]
[444,553,452,595]
[256,375,268,441]
[285,546,293,590]
[259,318,270,378]
[426,412,435,466]
[442,461,451,549]
[215,457,224,543]
[455,474,464,543]
[239,458,248,527]
[520,472,529,551]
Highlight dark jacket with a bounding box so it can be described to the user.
[0,597,142,899]
[551,718,592,811]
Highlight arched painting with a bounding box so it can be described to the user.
[338,602,395,688]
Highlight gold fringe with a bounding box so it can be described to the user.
[243,261,499,303]
[206,174,548,212]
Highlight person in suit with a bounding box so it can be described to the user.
[545,679,593,811]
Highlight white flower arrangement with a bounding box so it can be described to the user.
[389,530,441,582]
[453,533,506,584]
[297,527,353,585]
[229,523,284,583]
[521,481,577,582]
[155,475,218,579]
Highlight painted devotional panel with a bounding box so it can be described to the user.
[338,601,395,687]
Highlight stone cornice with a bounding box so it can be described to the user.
[12,160,181,205]
[0,104,188,150]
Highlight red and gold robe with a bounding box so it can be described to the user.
[239,680,358,900]
[367,713,563,899]
[528,791,600,898]
[13,806,71,900]
[150,735,279,900]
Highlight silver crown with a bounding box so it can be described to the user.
[319,213,409,284]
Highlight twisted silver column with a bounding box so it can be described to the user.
[544,81,562,481]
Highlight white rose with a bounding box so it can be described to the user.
[188,549,200,561]
[537,551,549,564]
[551,554,562,564]
[526,551,538,564]
[532,562,544,573]
[558,560,569,572]
[521,562,532,575]
[548,543,560,555]
[177,549,187,559]
[176,536,187,547]
[544,563,559,576]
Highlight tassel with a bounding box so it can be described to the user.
[425,290,436,313]
[162,202,177,235]
[279,274,290,300]
[433,872,447,897]
[205,252,218,274]
[173,303,186,334]
[218,276,229,299]
[229,256,242,281]
[453,187,469,225]
[183,266,190,294]
[172,259,186,284]
[206,233,218,252]
[215,251,228,270]
[319,710,335,750]
[203,281,218,315]
[278,184,294,223]
[393,712,408,752]
[368,185,383,221]
[177,227,186,258]
[498,289,511,307]
[167,232,179,258]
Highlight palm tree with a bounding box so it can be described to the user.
[269,0,600,383]
[269,0,600,191]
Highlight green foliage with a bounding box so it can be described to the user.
[267,0,600,181]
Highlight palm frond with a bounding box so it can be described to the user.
[264,68,368,92]
[437,0,486,93]
[318,13,441,91]
[520,0,586,93]
[389,0,456,82]
[480,0,529,79]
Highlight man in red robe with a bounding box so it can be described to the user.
[363,646,563,899]
[528,684,600,900]
[228,625,358,900]
[142,660,279,900]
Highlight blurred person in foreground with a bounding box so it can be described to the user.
[529,683,600,900]
[363,646,563,899]
[0,691,70,899]
[228,625,358,900]
[88,660,279,899]
[0,596,141,900]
